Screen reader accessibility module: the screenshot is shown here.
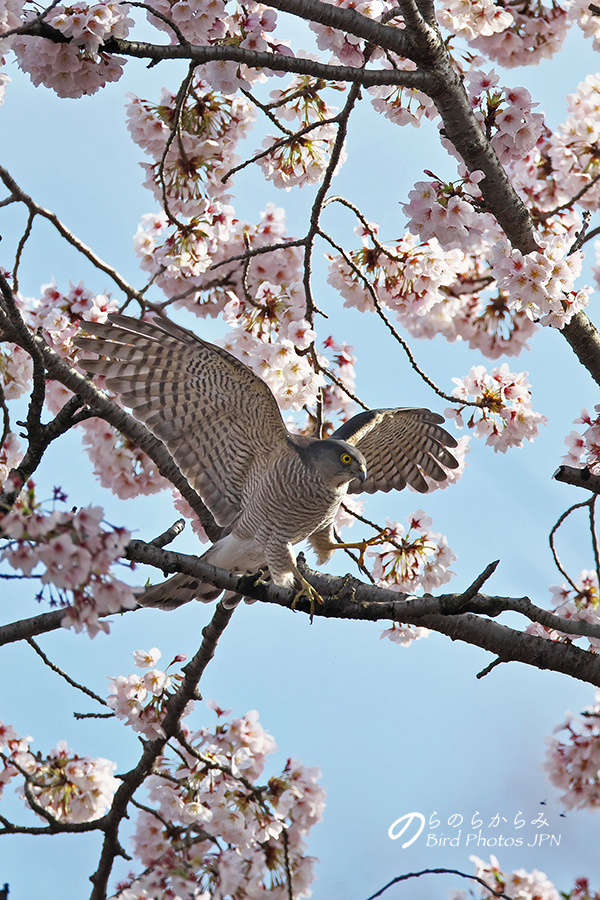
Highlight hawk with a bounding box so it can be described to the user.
[75,315,458,609]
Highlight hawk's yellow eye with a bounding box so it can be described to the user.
[341,453,353,465]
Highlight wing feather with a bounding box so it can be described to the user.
[331,407,458,494]
[75,314,290,525]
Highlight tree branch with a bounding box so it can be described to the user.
[122,539,600,687]
[88,601,236,900]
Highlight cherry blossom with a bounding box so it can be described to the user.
[368,69,437,127]
[527,570,600,654]
[548,75,600,213]
[490,235,592,329]
[562,406,600,474]
[258,123,347,189]
[544,690,600,810]
[0,432,21,488]
[126,81,255,217]
[309,0,387,66]
[13,2,132,98]
[467,0,570,68]
[367,511,457,595]
[0,502,136,636]
[1,728,118,822]
[447,364,547,452]
[455,854,561,900]
[437,0,513,42]
[79,417,171,500]
[104,663,326,899]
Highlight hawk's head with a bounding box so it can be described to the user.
[304,439,367,489]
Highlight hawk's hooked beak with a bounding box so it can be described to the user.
[355,464,367,484]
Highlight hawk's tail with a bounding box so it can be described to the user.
[137,572,240,610]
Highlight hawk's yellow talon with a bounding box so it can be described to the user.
[291,576,323,621]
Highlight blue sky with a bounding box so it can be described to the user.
[1,13,600,900]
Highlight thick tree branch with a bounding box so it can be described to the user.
[0,605,139,647]
[554,465,600,494]
[99,35,430,87]
[122,539,600,687]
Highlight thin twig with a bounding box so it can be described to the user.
[317,225,474,405]
[240,87,294,136]
[549,501,591,590]
[127,1,190,45]
[0,166,146,304]
[157,62,197,229]
[26,638,108,707]
[221,113,342,184]
[210,237,307,271]
[589,496,600,591]
[12,208,35,293]
[537,173,600,221]
[365,867,512,900]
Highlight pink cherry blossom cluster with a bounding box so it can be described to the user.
[403,169,501,252]
[464,69,544,166]
[368,66,437,128]
[258,73,347,188]
[12,2,132,98]
[107,647,185,739]
[467,0,570,68]
[142,0,291,93]
[309,0,389,67]
[327,225,537,358]
[490,236,591,329]
[527,570,600,654]
[45,1,133,54]
[142,0,227,46]
[548,75,600,214]
[450,854,562,900]
[220,282,328,412]
[0,432,21,486]
[562,407,600,475]
[126,81,255,217]
[327,225,468,314]
[319,334,357,422]
[0,723,118,822]
[258,121,345,190]
[30,276,118,347]
[79,417,171,500]
[447,364,547,452]
[0,339,32,400]
[105,659,326,900]
[0,0,23,53]
[437,0,512,41]
[133,202,302,318]
[503,77,600,245]
[570,0,600,50]
[367,509,457,595]
[0,502,136,636]
[3,277,118,411]
[544,689,600,810]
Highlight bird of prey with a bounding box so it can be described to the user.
[75,315,458,610]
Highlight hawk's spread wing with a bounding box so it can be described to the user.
[75,315,290,526]
[331,407,458,494]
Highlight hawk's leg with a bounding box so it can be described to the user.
[291,573,323,621]
[328,528,392,566]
